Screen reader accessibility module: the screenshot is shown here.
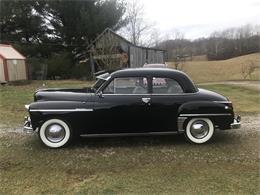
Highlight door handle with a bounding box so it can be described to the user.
[142,97,151,104]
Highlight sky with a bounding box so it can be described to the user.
[140,0,260,39]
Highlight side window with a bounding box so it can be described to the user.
[103,77,148,94]
[152,77,183,94]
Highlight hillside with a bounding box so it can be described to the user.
[167,53,260,83]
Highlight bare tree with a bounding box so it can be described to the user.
[241,60,259,79]
[122,0,153,46]
[92,31,121,70]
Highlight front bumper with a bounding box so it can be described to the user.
[230,115,241,129]
[24,116,34,134]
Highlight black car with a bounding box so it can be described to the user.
[24,67,241,148]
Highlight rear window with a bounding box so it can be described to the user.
[152,77,183,94]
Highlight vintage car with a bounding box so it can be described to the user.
[24,66,241,148]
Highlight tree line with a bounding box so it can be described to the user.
[0,0,126,79]
[1,1,259,79]
[158,25,260,61]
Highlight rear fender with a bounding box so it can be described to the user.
[177,101,234,131]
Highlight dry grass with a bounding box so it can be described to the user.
[167,53,260,83]
[191,55,208,61]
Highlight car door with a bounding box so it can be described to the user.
[150,77,186,131]
[92,76,152,134]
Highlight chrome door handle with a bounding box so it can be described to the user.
[142,97,151,104]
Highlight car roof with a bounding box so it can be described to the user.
[111,68,185,77]
[110,68,198,93]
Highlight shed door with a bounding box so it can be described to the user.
[7,59,26,81]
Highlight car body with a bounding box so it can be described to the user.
[24,67,241,148]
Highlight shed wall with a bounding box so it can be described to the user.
[130,47,165,67]
[7,59,27,81]
[0,58,5,82]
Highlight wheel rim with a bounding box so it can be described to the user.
[190,120,209,139]
[45,123,65,143]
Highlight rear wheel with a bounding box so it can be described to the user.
[185,118,214,144]
[39,119,72,148]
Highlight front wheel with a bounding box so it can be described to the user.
[185,118,214,144]
[39,118,72,148]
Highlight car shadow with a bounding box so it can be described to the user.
[73,134,188,149]
[71,129,242,149]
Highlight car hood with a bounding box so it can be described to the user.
[34,87,94,102]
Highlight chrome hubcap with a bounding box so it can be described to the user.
[190,120,209,139]
[45,123,65,143]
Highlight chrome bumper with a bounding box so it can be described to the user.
[230,115,241,129]
[24,116,34,134]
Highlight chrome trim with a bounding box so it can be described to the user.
[30,108,93,112]
[142,97,151,104]
[151,92,199,95]
[103,94,151,96]
[177,117,187,132]
[179,113,232,117]
[102,92,198,96]
[81,131,179,138]
[24,116,34,134]
[230,117,241,129]
[25,104,30,110]
[213,101,232,104]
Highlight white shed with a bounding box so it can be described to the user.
[0,44,27,82]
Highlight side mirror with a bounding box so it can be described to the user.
[97,91,104,98]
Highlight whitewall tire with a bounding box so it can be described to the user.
[185,118,214,144]
[39,119,72,148]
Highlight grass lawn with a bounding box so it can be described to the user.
[0,80,90,127]
[0,81,259,194]
[197,83,260,114]
[167,53,260,83]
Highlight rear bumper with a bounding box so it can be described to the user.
[24,116,34,134]
[230,115,241,129]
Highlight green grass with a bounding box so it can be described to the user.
[0,81,259,194]
[0,80,90,127]
[0,130,259,194]
[198,84,260,113]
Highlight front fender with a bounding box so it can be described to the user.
[28,101,93,131]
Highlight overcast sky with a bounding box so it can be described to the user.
[141,0,260,39]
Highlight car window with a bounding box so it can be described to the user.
[103,77,148,94]
[152,77,183,94]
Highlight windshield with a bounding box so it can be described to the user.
[92,73,110,91]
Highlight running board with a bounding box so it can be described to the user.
[80,131,180,138]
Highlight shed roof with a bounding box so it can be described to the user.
[0,44,26,60]
[88,28,166,52]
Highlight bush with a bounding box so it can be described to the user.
[27,53,93,80]
[46,52,74,79]
[71,62,92,80]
